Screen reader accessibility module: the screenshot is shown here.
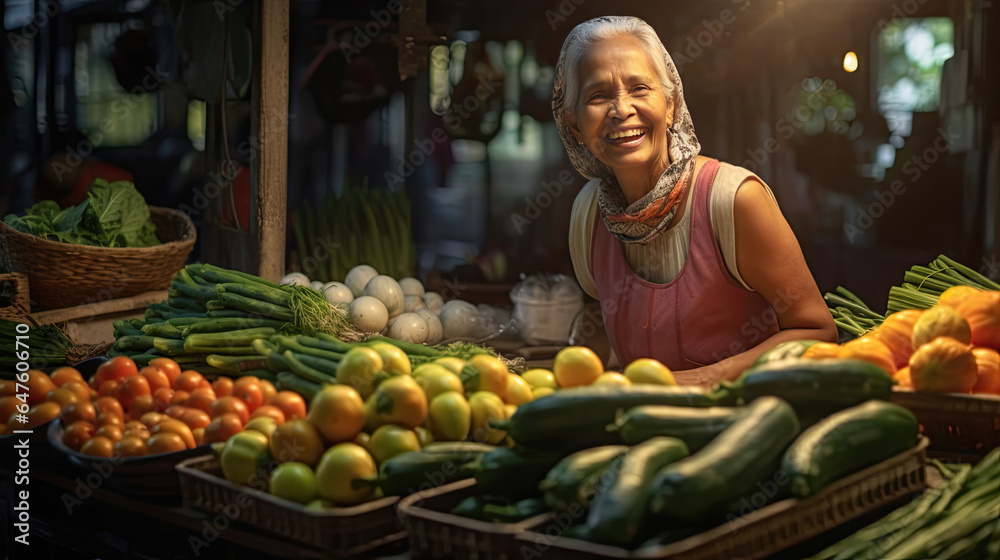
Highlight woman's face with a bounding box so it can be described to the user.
[567,36,672,179]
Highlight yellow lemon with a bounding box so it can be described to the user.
[521,369,558,389]
[503,374,534,405]
[623,358,676,386]
[593,372,632,387]
[434,357,466,375]
[553,346,604,388]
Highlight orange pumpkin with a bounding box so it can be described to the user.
[908,336,978,393]
[839,337,896,376]
[893,366,913,390]
[874,309,923,369]
[938,285,982,309]
[911,306,972,349]
[956,291,1000,351]
[801,342,842,360]
[971,347,1000,395]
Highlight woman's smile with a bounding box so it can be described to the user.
[605,127,648,146]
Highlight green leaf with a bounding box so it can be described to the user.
[83,180,159,247]
[52,199,90,234]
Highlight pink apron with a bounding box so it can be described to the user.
[591,159,779,372]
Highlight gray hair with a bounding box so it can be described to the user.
[561,16,674,113]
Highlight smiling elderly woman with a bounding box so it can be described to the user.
[556,16,837,387]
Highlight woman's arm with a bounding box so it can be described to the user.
[673,178,837,387]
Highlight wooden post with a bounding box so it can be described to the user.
[254,0,290,283]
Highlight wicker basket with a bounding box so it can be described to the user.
[176,455,407,555]
[397,478,557,560]
[891,390,1000,458]
[0,272,30,320]
[0,206,196,309]
[514,437,929,560]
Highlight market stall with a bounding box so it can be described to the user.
[1,0,999,559]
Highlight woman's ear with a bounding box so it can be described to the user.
[565,110,584,145]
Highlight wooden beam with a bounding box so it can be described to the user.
[255,0,290,283]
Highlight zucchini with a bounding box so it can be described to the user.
[648,396,800,523]
[420,442,497,455]
[184,327,277,350]
[113,335,156,352]
[141,323,184,339]
[282,351,338,384]
[217,292,294,321]
[497,385,719,451]
[751,339,822,366]
[218,282,292,308]
[734,358,893,425]
[272,335,344,362]
[314,333,356,353]
[608,405,746,451]
[474,447,567,500]
[182,318,289,335]
[285,350,338,375]
[781,400,919,497]
[206,355,269,374]
[538,445,628,514]
[586,437,690,547]
[378,448,486,497]
[451,496,549,523]
[275,371,322,401]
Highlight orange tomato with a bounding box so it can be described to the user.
[0,396,27,424]
[140,411,169,429]
[93,356,139,389]
[122,420,151,439]
[80,436,115,457]
[210,396,250,424]
[50,367,85,387]
[170,390,191,406]
[183,388,217,414]
[98,380,120,398]
[118,375,151,411]
[173,371,205,393]
[114,435,148,457]
[250,405,286,425]
[232,377,264,412]
[153,387,175,411]
[27,370,57,406]
[178,408,212,430]
[260,379,277,404]
[46,387,79,409]
[61,401,98,426]
[147,432,188,455]
[61,381,92,405]
[95,396,125,422]
[0,380,16,397]
[153,419,196,448]
[211,377,234,398]
[14,401,60,430]
[128,395,157,421]
[96,413,124,428]
[192,427,206,446]
[62,420,96,451]
[270,419,325,466]
[203,413,244,443]
[149,358,182,386]
[95,424,123,442]
[140,367,171,394]
[270,391,307,421]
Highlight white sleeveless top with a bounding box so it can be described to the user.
[568,161,777,300]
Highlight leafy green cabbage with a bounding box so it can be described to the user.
[3,179,160,247]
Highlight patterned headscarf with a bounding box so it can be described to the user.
[553,16,701,245]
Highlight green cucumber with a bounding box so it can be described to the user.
[182,318,289,335]
[539,445,629,514]
[184,327,277,349]
[378,448,487,497]
[752,339,822,365]
[497,385,718,451]
[586,437,690,547]
[648,396,800,523]
[607,405,747,451]
[141,323,184,339]
[474,447,567,499]
[781,400,919,497]
[206,355,269,374]
[275,371,322,401]
[734,358,893,425]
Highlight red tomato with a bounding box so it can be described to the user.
[270,391,308,421]
[211,377,233,398]
[140,367,171,394]
[260,379,277,404]
[95,396,125,422]
[250,405,286,425]
[183,388,217,415]
[93,357,139,389]
[210,396,249,424]
[153,387,175,411]
[149,358,182,386]
[125,394,156,422]
[98,380,120,398]
[117,375,151,412]
[232,377,264,412]
[170,390,191,406]
[203,413,244,443]
[173,371,205,393]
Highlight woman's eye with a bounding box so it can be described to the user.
[633,85,649,93]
